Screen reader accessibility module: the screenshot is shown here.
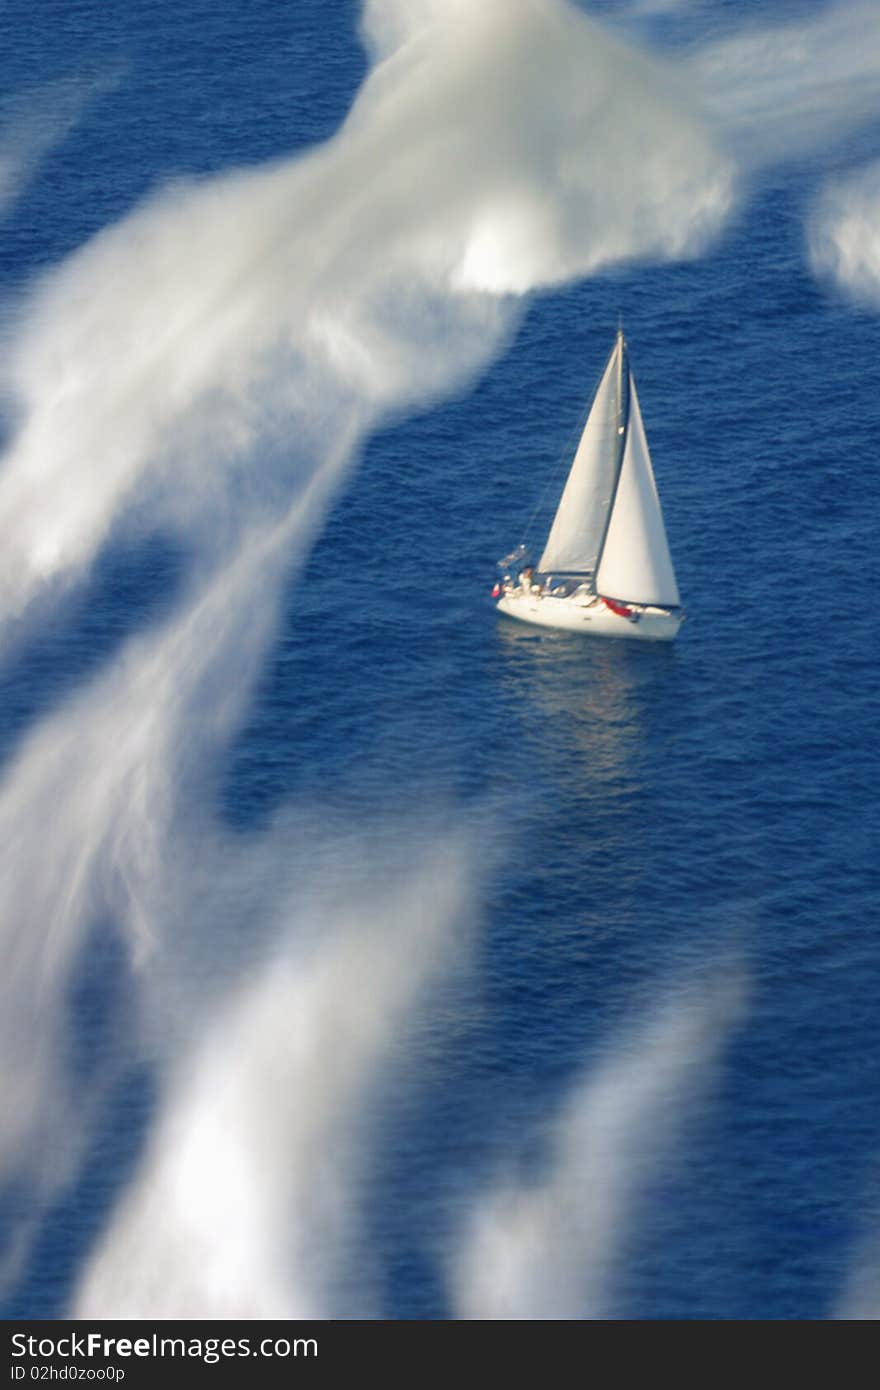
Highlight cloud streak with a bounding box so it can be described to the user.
[810,160,880,307]
[0,77,110,222]
[451,969,745,1319]
[688,0,880,167]
[73,835,475,1319]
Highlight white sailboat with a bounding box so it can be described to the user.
[495,327,683,641]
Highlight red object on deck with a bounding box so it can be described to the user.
[601,596,634,619]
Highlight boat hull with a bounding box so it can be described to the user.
[496,591,682,641]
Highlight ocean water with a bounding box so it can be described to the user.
[1,0,879,1321]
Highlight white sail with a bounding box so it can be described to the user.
[595,375,680,608]
[537,338,623,575]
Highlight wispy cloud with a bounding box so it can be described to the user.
[689,0,880,166]
[810,160,880,307]
[0,76,114,222]
[73,835,475,1319]
[451,969,746,1319]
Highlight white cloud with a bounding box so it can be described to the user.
[73,837,475,1319]
[690,0,880,166]
[810,161,880,306]
[451,969,745,1319]
[0,77,113,221]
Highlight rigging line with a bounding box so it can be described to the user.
[518,401,586,550]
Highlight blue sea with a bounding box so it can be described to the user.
[1,0,879,1322]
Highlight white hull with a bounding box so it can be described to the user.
[497,589,682,641]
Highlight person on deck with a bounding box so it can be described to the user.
[519,565,535,594]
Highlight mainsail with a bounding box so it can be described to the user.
[537,336,626,575]
[539,331,679,609]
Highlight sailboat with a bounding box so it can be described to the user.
[495,328,683,642]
